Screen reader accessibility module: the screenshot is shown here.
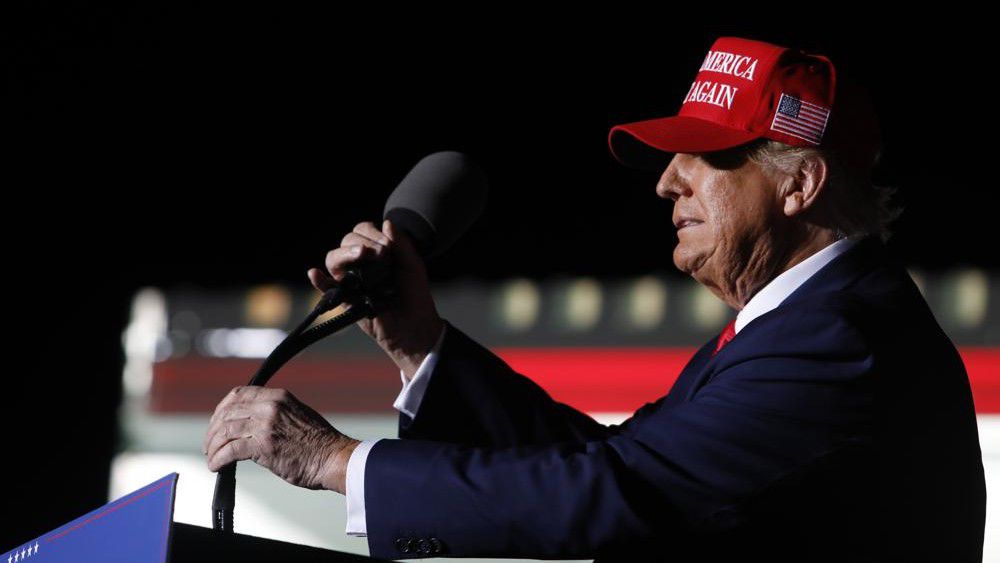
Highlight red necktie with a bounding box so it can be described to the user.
[712,319,736,356]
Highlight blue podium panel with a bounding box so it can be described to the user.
[4,473,178,563]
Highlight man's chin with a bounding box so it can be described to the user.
[673,247,703,277]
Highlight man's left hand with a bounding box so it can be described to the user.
[203,386,359,494]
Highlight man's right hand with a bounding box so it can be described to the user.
[307,219,445,379]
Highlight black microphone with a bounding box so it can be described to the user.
[336,150,488,300]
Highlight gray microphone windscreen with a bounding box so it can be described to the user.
[383,151,488,258]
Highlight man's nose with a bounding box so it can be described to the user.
[655,155,693,201]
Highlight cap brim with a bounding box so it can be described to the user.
[608,116,762,171]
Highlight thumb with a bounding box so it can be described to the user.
[383,218,413,249]
[383,219,423,268]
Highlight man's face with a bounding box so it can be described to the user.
[655,146,784,307]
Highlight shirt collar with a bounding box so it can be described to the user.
[734,233,867,335]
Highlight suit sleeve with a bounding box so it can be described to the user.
[397,318,625,447]
[363,298,877,560]
[342,326,448,538]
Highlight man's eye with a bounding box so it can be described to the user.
[700,147,749,170]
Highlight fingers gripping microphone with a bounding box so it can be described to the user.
[335,150,489,305]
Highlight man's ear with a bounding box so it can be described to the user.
[781,153,829,217]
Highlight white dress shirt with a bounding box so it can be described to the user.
[343,232,867,536]
[345,323,448,536]
[733,233,865,335]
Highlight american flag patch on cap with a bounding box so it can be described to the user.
[770,93,830,144]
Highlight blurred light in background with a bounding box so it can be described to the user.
[497,278,540,331]
[196,328,288,358]
[558,277,603,332]
[245,284,292,327]
[122,288,168,398]
[690,283,730,329]
[941,269,989,330]
[624,276,667,331]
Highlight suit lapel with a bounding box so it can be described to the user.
[661,335,725,409]
[677,234,889,402]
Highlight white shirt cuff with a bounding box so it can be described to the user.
[392,323,448,419]
[344,438,381,537]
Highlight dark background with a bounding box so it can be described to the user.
[4,7,990,550]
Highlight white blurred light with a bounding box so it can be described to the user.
[153,337,174,362]
[499,278,541,331]
[200,329,229,357]
[198,328,288,358]
[122,288,168,398]
[563,278,603,331]
[226,328,288,358]
[944,269,989,328]
[690,283,730,329]
[627,276,667,330]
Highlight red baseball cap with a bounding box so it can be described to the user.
[608,36,881,171]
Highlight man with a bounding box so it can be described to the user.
[203,36,987,561]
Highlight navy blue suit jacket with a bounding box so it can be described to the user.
[362,234,986,562]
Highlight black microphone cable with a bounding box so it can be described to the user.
[211,270,376,534]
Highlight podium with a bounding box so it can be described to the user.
[3,473,390,562]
